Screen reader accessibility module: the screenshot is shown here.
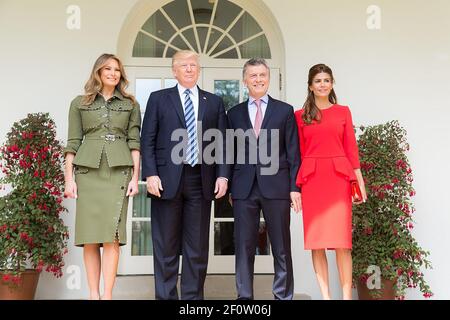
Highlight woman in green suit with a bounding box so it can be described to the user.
[64,53,141,300]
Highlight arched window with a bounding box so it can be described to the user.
[132,0,271,59]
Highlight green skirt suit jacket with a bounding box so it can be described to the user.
[64,90,141,246]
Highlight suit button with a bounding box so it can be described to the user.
[121,186,125,190]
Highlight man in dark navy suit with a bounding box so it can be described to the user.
[227,58,301,300]
[141,50,229,300]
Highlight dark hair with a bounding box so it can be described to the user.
[242,58,270,78]
[302,64,337,124]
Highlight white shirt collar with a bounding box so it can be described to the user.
[177,83,199,98]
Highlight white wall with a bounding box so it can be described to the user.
[1,0,449,299]
[263,0,450,299]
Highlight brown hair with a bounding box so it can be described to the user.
[81,53,136,106]
[302,63,337,124]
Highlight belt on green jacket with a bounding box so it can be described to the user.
[84,134,125,142]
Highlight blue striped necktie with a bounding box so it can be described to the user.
[183,88,198,166]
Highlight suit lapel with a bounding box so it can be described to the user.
[261,95,275,130]
[241,100,253,132]
[169,85,186,128]
[198,86,207,122]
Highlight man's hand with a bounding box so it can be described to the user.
[214,177,228,199]
[146,175,163,197]
[290,191,302,213]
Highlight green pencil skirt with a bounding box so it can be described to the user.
[74,153,132,247]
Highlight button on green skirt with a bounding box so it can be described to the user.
[74,152,132,247]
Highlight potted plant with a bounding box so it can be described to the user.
[352,120,433,300]
[0,113,69,299]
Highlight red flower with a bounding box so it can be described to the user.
[377,192,385,200]
[44,181,54,189]
[423,292,433,298]
[33,170,39,177]
[2,274,11,282]
[393,249,404,259]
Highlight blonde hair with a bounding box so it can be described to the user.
[172,50,200,69]
[82,53,136,106]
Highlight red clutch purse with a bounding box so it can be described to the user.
[351,181,363,202]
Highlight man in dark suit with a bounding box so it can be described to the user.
[141,50,229,300]
[227,58,301,300]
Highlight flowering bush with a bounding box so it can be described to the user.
[0,113,69,287]
[352,120,432,299]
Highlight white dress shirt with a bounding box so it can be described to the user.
[177,84,199,124]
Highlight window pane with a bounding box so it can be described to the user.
[181,28,197,51]
[213,0,242,30]
[214,222,234,255]
[214,221,270,255]
[142,10,175,42]
[214,80,239,111]
[132,184,151,218]
[132,221,152,256]
[216,49,238,59]
[192,0,215,24]
[132,32,165,58]
[214,196,233,218]
[229,12,262,44]
[135,79,162,112]
[256,221,270,255]
[165,47,177,58]
[210,36,233,57]
[164,78,178,88]
[239,34,271,59]
[162,0,191,29]
[206,29,223,53]
[170,34,191,51]
[196,27,209,50]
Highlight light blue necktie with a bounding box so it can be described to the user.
[183,89,198,166]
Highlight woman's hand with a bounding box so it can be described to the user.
[127,178,139,197]
[353,183,367,205]
[353,169,368,205]
[64,180,78,199]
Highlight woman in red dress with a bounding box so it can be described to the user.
[295,64,367,299]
